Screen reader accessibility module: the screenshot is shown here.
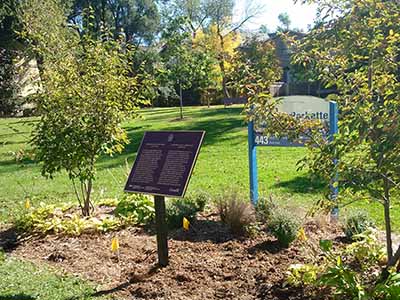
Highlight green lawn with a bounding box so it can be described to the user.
[0,257,112,300]
[0,105,399,298]
[0,105,397,229]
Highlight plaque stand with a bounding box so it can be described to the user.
[154,195,169,267]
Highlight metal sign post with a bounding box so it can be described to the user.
[154,195,168,267]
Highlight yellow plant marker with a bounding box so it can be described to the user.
[297,227,307,242]
[24,198,31,210]
[111,237,120,253]
[183,217,190,231]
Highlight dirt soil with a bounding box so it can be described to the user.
[2,213,344,300]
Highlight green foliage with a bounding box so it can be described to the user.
[0,48,23,116]
[69,0,160,45]
[345,229,386,268]
[217,191,255,235]
[286,264,319,287]
[0,248,5,263]
[115,194,155,225]
[373,272,400,300]
[259,0,400,271]
[344,211,375,240]
[13,196,154,236]
[230,35,281,102]
[277,12,291,31]
[287,229,393,299]
[319,239,333,253]
[255,195,277,222]
[268,210,301,247]
[166,194,207,229]
[319,256,366,299]
[22,2,151,215]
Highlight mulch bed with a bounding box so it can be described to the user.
[1,213,344,300]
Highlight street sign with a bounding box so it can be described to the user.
[248,96,339,216]
[252,96,331,147]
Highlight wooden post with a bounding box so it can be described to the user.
[154,195,168,267]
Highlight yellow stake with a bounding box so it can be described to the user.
[24,198,31,210]
[111,237,120,253]
[183,217,190,231]
[297,227,307,242]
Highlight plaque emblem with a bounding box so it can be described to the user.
[168,134,174,142]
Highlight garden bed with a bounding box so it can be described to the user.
[3,212,344,300]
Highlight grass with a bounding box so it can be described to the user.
[0,105,398,230]
[0,257,112,300]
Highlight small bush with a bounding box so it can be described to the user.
[286,264,320,287]
[187,191,209,212]
[268,210,300,247]
[13,195,155,236]
[217,191,255,235]
[115,194,155,225]
[343,211,374,240]
[255,195,277,222]
[166,195,206,229]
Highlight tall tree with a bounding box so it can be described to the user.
[277,12,291,31]
[69,0,160,44]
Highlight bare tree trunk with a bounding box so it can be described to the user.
[217,29,230,99]
[383,178,393,260]
[82,179,93,216]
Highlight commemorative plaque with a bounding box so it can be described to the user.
[124,131,205,267]
[125,131,205,197]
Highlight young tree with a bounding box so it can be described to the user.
[22,0,150,216]
[259,0,400,277]
[161,17,195,119]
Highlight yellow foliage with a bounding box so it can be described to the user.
[193,24,241,82]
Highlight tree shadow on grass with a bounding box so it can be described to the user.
[0,226,19,252]
[273,175,326,194]
[97,107,246,170]
[0,295,36,300]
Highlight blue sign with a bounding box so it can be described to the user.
[248,96,339,216]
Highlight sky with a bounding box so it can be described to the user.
[234,0,318,32]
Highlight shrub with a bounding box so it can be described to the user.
[255,195,277,222]
[115,194,155,225]
[166,195,206,229]
[13,195,154,236]
[217,191,255,235]
[186,191,209,212]
[268,210,300,247]
[286,264,320,287]
[343,211,374,240]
